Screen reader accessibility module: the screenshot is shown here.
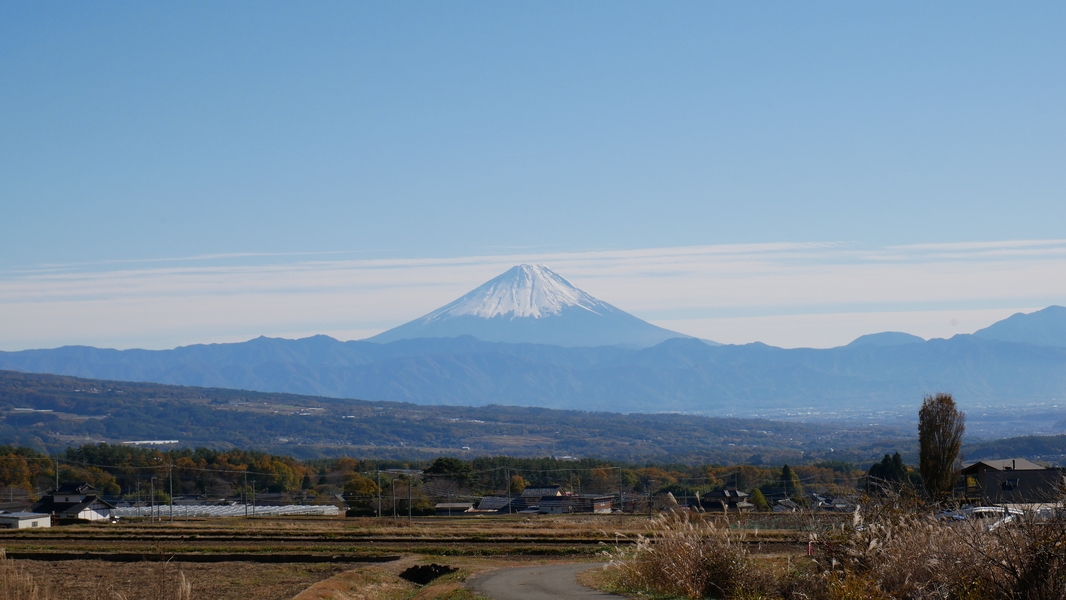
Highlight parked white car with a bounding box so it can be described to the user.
[938,505,1024,530]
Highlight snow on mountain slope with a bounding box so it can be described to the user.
[367,264,690,347]
[426,264,608,320]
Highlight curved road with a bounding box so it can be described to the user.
[467,563,624,600]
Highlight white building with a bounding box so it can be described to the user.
[0,512,51,529]
[29,482,116,522]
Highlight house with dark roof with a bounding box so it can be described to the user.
[961,459,1065,504]
[29,483,116,522]
[538,494,614,514]
[699,489,753,512]
[434,502,474,516]
[472,495,517,514]
[521,486,562,499]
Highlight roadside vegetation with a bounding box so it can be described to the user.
[599,393,1066,599]
[600,492,1066,600]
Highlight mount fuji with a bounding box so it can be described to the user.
[368,264,689,348]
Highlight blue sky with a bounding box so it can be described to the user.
[2,2,1065,349]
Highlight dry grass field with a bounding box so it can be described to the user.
[0,512,819,599]
[15,560,345,600]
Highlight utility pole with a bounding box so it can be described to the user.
[407,475,412,520]
[505,467,511,515]
[244,473,248,518]
[169,465,174,523]
[54,456,59,491]
[252,479,256,517]
[618,467,624,513]
[377,472,381,518]
[150,477,156,523]
[392,475,396,518]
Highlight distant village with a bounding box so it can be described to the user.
[2,456,1062,529]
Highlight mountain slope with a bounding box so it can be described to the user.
[0,370,900,464]
[973,306,1066,347]
[2,308,1066,427]
[368,264,687,347]
[3,333,1066,418]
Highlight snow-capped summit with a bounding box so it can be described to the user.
[425,264,609,320]
[368,265,688,347]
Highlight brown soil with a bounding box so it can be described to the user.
[17,559,347,600]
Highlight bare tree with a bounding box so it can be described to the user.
[918,392,965,500]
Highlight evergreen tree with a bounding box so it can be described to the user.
[780,464,804,499]
[868,452,907,482]
[749,488,769,512]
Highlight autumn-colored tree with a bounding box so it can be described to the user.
[587,467,616,494]
[343,473,380,498]
[0,455,33,490]
[334,457,360,474]
[918,392,965,500]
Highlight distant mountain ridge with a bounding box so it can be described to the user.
[368,264,688,347]
[973,306,1066,347]
[846,332,925,347]
[2,302,1065,417]
[3,327,1066,416]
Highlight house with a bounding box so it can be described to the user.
[699,489,753,512]
[537,494,614,514]
[434,502,474,516]
[538,497,574,514]
[29,482,116,522]
[521,486,563,499]
[960,459,1065,504]
[807,493,854,512]
[471,495,518,514]
[580,495,614,514]
[773,498,802,513]
[508,486,564,513]
[0,512,51,529]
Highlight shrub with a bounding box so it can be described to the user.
[607,512,777,599]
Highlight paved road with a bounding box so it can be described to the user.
[467,563,624,600]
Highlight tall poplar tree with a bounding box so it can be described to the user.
[918,393,965,500]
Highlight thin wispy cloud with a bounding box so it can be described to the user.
[2,240,1064,351]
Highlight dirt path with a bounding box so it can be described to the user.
[467,563,623,600]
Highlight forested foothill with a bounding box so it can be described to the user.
[4,370,1066,471]
[0,370,914,464]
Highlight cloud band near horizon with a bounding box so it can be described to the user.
[2,239,1064,351]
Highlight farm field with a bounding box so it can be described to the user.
[1,513,821,599]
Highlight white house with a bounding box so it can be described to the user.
[0,512,51,529]
[29,482,116,522]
